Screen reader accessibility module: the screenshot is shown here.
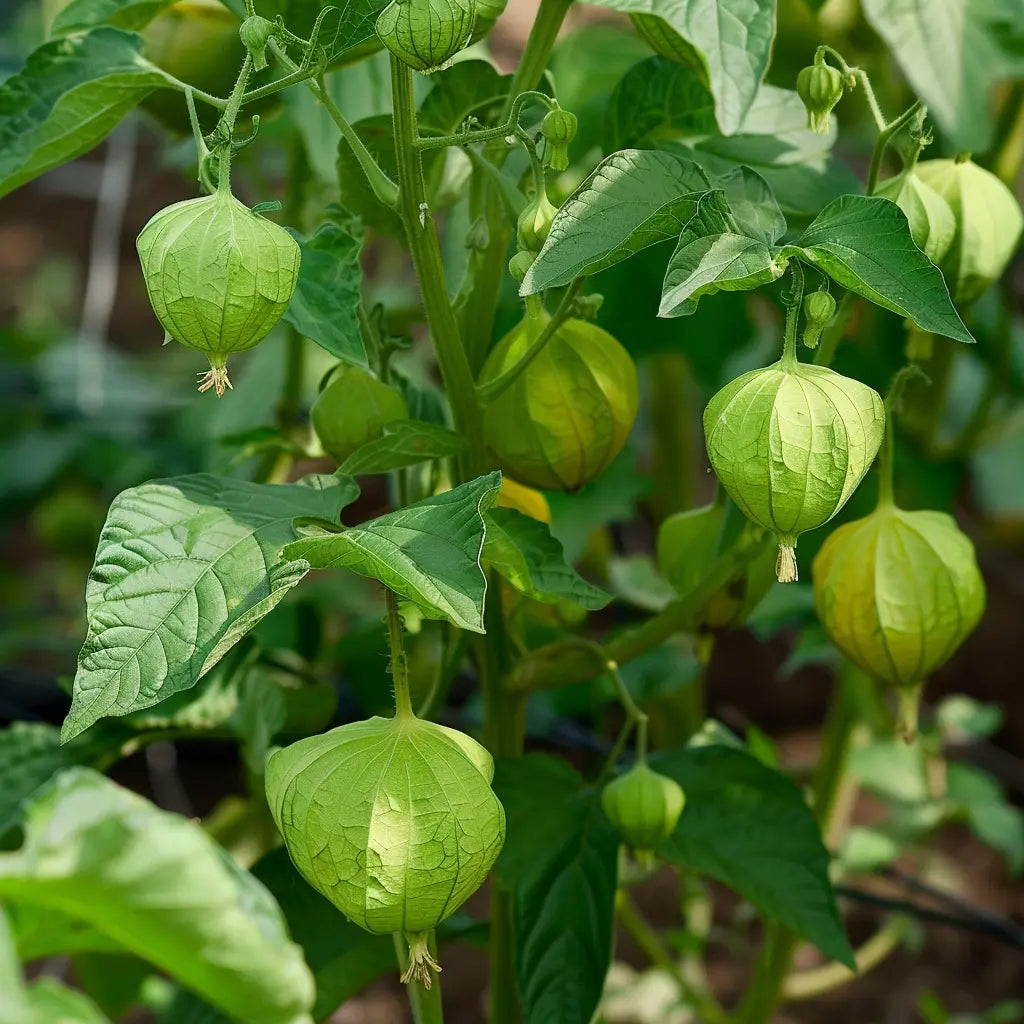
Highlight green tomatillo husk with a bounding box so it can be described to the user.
[375,0,477,73]
[266,713,505,985]
[703,349,885,582]
[601,763,685,857]
[136,178,300,396]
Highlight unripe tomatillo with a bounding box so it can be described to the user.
[136,182,300,397]
[601,763,685,854]
[266,714,505,985]
[517,189,558,252]
[875,170,957,265]
[814,505,985,737]
[540,108,578,172]
[375,0,477,73]
[703,357,885,582]
[482,314,638,491]
[915,156,1024,305]
[239,14,275,70]
[801,289,836,349]
[796,62,844,135]
[311,366,409,464]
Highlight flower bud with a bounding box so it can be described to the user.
[813,505,985,736]
[311,366,409,464]
[801,289,836,349]
[915,157,1024,305]
[266,714,505,984]
[482,314,638,491]
[239,14,275,71]
[601,763,685,853]
[540,108,578,172]
[657,502,776,628]
[516,189,558,252]
[704,360,885,582]
[876,170,957,265]
[507,250,535,283]
[375,0,477,73]
[136,187,300,396]
[796,62,844,135]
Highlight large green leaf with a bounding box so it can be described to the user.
[283,221,367,367]
[50,0,174,33]
[590,0,776,134]
[339,419,468,475]
[862,0,1024,152]
[0,909,31,1024]
[658,84,860,219]
[494,756,619,1024]
[483,508,611,610]
[25,979,113,1024]
[654,745,854,966]
[659,171,787,316]
[779,195,973,343]
[0,28,169,199]
[0,769,315,1024]
[62,473,358,741]
[520,149,712,294]
[283,472,502,631]
[251,849,396,1021]
[0,723,109,835]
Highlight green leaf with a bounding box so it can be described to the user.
[417,59,511,138]
[591,0,776,134]
[25,979,113,1024]
[0,723,108,835]
[493,755,619,1024]
[0,28,169,200]
[283,472,502,632]
[339,419,468,475]
[659,185,786,317]
[520,149,712,295]
[605,56,716,151]
[50,0,174,33]
[654,745,854,967]
[0,909,32,1024]
[658,84,860,218]
[0,769,314,1024]
[779,195,974,343]
[483,507,611,610]
[946,763,1024,874]
[862,0,1024,152]
[62,473,358,742]
[283,220,367,367]
[251,849,396,1020]
[282,0,390,62]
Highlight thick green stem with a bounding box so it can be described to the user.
[390,58,485,472]
[507,533,770,694]
[502,0,573,120]
[386,589,415,721]
[648,353,697,519]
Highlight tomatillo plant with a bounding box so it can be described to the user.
[3,4,1021,1024]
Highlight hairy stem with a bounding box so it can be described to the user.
[390,57,485,473]
[386,589,415,720]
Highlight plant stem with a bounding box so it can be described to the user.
[867,101,925,195]
[394,933,445,1024]
[476,279,582,401]
[502,0,573,119]
[617,891,729,1024]
[390,57,485,472]
[416,91,554,150]
[648,353,697,519]
[781,917,907,1001]
[386,589,415,720]
[507,533,771,693]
